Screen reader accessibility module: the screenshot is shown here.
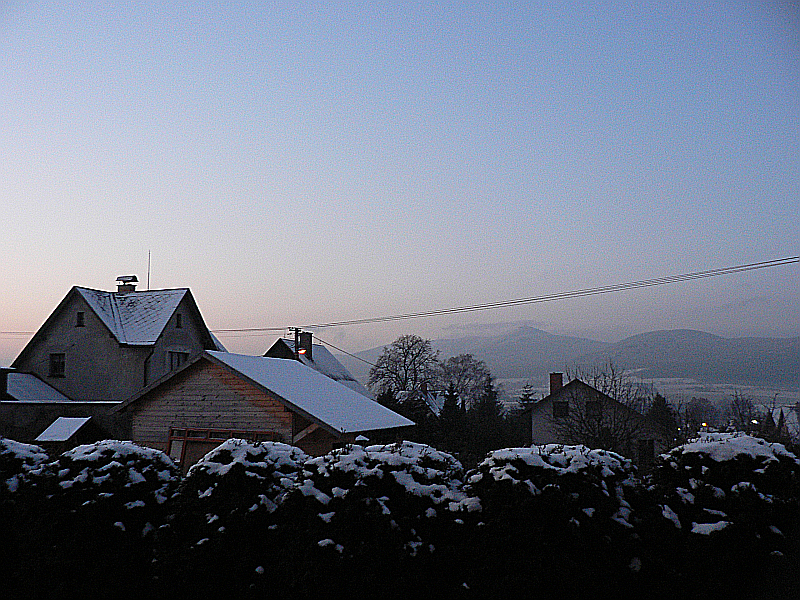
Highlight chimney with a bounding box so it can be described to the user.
[298,331,313,361]
[116,275,138,294]
[549,372,563,395]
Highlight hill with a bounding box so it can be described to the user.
[336,328,800,390]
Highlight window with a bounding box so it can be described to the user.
[586,401,602,420]
[175,313,183,329]
[76,311,85,327]
[49,353,65,377]
[169,351,189,371]
[552,400,569,418]
[167,427,280,467]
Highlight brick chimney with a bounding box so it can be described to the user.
[298,331,313,360]
[549,372,563,395]
[116,275,138,294]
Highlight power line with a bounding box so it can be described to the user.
[312,334,377,368]
[211,256,799,335]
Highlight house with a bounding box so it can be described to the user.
[526,372,671,467]
[264,332,373,398]
[12,276,225,402]
[114,351,414,472]
[2,276,225,444]
[770,405,800,444]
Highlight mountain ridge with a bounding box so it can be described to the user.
[335,327,800,389]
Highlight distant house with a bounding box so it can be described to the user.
[264,333,373,398]
[11,276,225,402]
[526,373,671,467]
[114,351,414,472]
[770,405,800,444]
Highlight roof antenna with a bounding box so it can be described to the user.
[147,250,151,290]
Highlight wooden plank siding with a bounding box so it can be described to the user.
[127,359,346,468]
[129,360,293,454]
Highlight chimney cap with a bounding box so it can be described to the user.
[116,275,138,283]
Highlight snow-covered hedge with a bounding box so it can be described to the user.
[30,440,181,537]
[282,441,468,556]
[647,433,800,544]
[0,437,49,495]
[173,439,309,545]
[467,444,639,528]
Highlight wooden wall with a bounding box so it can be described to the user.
[128,359,343,468]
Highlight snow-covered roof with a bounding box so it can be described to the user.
[208,351,413,434]
[76,287,188,345]
[270,339,372,398]
[6,372,71,402]
[35,416,92,442]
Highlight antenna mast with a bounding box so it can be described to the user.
[147,250,151,290]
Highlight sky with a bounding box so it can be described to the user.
[1,0,798,365]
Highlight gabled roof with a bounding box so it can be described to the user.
[118,351,414,435]
[265,338,372,398]
[5,372,71,402]
[207,352,412,434]
[35,416,92,442]
[13,285,224,367]
[76,287,187,345]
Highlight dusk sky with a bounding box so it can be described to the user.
[1,1,798,364]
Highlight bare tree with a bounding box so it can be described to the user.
[722,390,760,433]
[549,362,654,456]
[368,334,440,397]
[435,354,492,411]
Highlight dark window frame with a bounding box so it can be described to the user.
[167,427,280,465]
[169,351,189,371]
[49,353,65,378]
[76,311,85,327]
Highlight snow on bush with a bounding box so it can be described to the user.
[174,439,309,544]
[284,441,468,556]
[0,437,49,495]
[34,440,181,536]
[647,433,800,541]
[466,445,639,529]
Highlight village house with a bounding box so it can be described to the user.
[113,350,414,472]
[11,276,225,402]
[526,372,671,467]
[0,276,226,445]
[264,332,373,398]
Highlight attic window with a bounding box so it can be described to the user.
[76,312,85,327]
[552,401,569,418]
[49,353,65,378]
[176,314,183,329]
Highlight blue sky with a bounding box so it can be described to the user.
[1,1,798,363]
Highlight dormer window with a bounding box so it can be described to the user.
[176,314,183,329]
[76,312,85,327]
